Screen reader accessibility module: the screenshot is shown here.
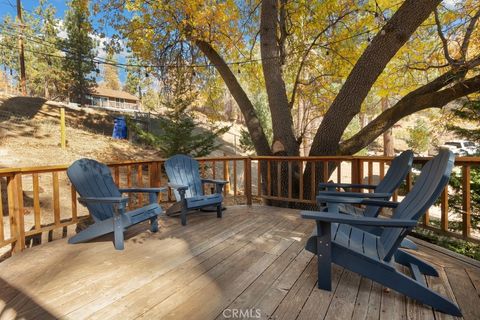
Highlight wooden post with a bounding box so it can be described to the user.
[440,187,449,232]
[8,174,25,253]
[244,158,252,206]
[223,158,230,195]
[405,171,412,192]
[462,165,471,238]
[351,158,362,192]
[0,184,4,243]
[60,107,66,149]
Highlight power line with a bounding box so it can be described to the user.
[0,23,380,71]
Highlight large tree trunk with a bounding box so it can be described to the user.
[195,40,271,156]
[301,0,441,203]
[260,0,299,156]
[309,0,442,157]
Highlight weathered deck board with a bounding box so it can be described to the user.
[0,205,479,320]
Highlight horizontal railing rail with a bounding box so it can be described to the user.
[0,155,478,257]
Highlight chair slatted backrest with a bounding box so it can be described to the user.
[374,150,414,194]
[379,150,454,261]
[165,155,204,201]
[362,150,414,217]
[67,158,121,221]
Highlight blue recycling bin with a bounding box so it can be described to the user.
[112,116,127,139]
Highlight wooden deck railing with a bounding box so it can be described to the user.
[0,155,478,255]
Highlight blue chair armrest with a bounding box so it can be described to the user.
[201,179,228,194]
[360,199,400,208]
[316,195,399,208]
[300,211,416,227]
[201,179,229,185]
[318,182,377,190]
[78,196,129,205]
[168,183,188,191]
[317,191,391,199]
[119,187,168,194]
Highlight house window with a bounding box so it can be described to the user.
[115,98,125,108]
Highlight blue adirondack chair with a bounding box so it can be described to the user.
[317,150,416,249]
[165,154,228,226]
[67,158,167,250]
[317,150,414,216]
[301,150,461,316]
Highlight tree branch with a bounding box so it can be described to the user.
[289,10,355,109]
[195,40,272,155]
[278,0,288,65]
[434,8,456,65]
[340,74,480,154]
[460,8,480,60]
[309,0,442,156]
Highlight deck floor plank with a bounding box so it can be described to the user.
[295,266,344,320]
[0,206,478,320]
[143,216,303,319]
[90,217,280,320]
[215,223,313,319]
[444,267,480,320]
[11,211,259,318]
[365,282,384,320]
[350,277,374,320]
[270,257,318,320]
[323,269,362,320]
[81,215,280,319]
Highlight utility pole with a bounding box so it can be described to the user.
[17,0,27,95]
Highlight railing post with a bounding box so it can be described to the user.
[462,165,471,238]
[223,158,230,195]
[440,187,449,232]
[351,158,362,192]
[8,173,25,253]
[244,158,252,206]
[60,107,66,149]
[405,171,412,192]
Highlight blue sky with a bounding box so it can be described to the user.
[0,0,68,19]
[0,0,128,83]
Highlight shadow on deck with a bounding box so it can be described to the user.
[0,205,479,320]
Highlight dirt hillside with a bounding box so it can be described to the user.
[0,96,168,168]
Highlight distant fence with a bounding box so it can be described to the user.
[0,155,478,256]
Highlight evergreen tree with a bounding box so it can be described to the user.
[447,100,480,232]
[61,0,96,105]
[0,1,66,98]
[0,16,20,90]
[447,101,480,144]
[102,51,120,90]
[406,119,430,155]
[128,69,229,157]
[28,0,66,99]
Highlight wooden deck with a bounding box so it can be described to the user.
[0,205,479,320]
